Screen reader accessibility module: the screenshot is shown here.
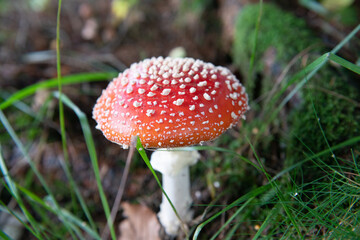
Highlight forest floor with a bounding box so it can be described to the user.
[1,0,360,239]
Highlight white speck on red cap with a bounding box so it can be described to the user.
[203,93,211,101]
[161,89,171,96]
[189,87,196,93]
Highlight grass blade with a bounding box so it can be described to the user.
[273,135,360,182]
[0,231,12,240]
[223,220,242,240]
[210,197,254,240]
[0,150,41,238]
[331,24,360,54]
[54,0,94,230]
[0,109,78,238]
[247,137,303,237]
[328,53,360,74]
[53,91,116,240]
[254,24,360,142]
[17,185,101,240]
[192,184,271,239]
[248,0,263,80]
[0,72,116,110]
[253,203,281,240]
[192,145,262,172]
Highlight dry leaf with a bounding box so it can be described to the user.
[118,202,161,240]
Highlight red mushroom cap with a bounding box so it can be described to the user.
[93,57,249,148]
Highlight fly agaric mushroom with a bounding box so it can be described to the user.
[93,57,248,236]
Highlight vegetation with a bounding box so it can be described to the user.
[1,1,360,239]
[287,67,360,167]
[234,3,319,69]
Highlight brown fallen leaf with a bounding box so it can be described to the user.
[118,202,161,240]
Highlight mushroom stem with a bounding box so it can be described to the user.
[150,148,200,236]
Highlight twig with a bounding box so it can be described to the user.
[101,137,137,240]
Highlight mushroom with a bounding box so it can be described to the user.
[93,57,249,236]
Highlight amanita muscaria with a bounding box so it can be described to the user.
[93,57,249,235]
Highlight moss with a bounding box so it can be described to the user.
[339,6,359,26]
[287,67,360,173]
[232,2,360,182]
[233,3,319,99]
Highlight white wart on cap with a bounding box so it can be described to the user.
[93,57,249,148]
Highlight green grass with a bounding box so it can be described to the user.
[0,1,360,240]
